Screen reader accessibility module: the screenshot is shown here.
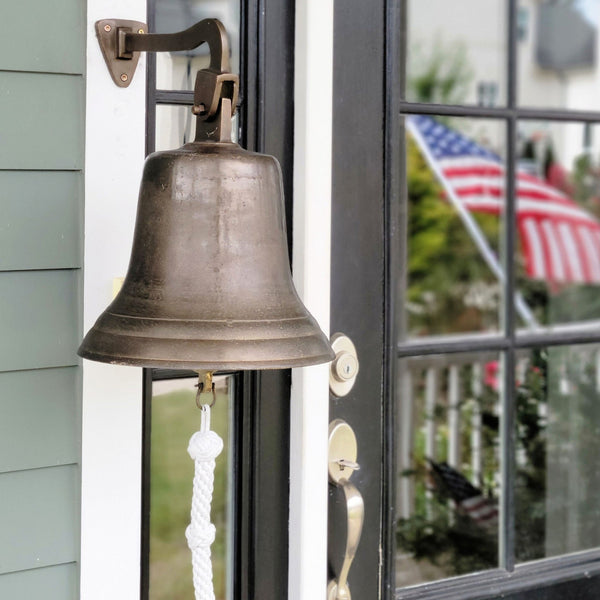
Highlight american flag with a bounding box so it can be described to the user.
[407,114,600,285]
[428,459,498,532]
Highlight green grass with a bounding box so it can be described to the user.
[149,384,230,600]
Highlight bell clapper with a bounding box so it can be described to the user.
[195,370,217,408]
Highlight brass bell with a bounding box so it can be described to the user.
[79,86,334,369]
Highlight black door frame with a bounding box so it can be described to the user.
[330,0,396,598]
[141,2,295,599]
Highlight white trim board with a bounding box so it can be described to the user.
[81,1,146,598]
[290,0,334,599]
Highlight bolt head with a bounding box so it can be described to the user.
[104,24,111,32]
[120,73,128,82]
[138,28,145,34]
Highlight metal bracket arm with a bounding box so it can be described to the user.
[95,18,239,121]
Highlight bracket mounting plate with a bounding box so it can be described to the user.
[96,19,147,87]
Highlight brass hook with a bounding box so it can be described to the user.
[195,370,217,408]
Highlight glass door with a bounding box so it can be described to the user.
[330,0,600,598]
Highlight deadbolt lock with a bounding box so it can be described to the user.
[329,334,359,397]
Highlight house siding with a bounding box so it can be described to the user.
[0,0,85,596]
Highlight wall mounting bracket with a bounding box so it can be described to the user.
[95,18,238,124]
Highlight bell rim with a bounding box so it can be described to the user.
[77,346,335,370]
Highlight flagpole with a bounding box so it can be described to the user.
[406,118,539,330]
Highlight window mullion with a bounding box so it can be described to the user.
[500,0,518,573]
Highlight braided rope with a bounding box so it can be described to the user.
[187,406,223,600]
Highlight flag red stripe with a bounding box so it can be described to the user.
[518,219,536,279]
[452,183,574,206]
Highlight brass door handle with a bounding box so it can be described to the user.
[328,420,364,600]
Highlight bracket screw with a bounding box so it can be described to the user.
[138,28,145,34]
[104,24,111,32]
[120,73,128,82]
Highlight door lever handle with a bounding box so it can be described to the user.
[328,420,364,600]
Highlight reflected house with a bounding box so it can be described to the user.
[536,3,596,72]
[410,0,600,167]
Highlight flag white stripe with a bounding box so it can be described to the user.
[559,222,585,282]
[451,195,599,225]
[465,506,498,521]
[445,174,570,205]
[445,175,504,189]
[523,218,546,279]
[438,156,503,171]
[540,220,567,283]
[578,226,600,281]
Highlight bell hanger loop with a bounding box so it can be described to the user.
[195,371,217,409]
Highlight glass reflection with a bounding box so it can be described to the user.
[515,122,600,329]
[518,1,600,109]
[406,116,505,337]
[156,104,196,151]
[154,0,240,91]
[406,0,506,106]
[155,104,239,152]
[396,354,501,587]
[149,375,232,600]
[515,345,600,562]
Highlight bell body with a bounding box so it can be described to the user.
[79,141,334,369]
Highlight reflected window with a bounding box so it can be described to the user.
[517,7,529,43]
[518,0,600,109]
[406,115,505,337]
[515,345,600,561]
[405,0,506,106]
[154,0,240,91]
[515,122,600,329]
[397,354,501,586]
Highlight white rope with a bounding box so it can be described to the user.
[187,404,224,600]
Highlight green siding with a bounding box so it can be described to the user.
[0,466,79,574]
[0,564,77,599]
[0,0,85,594]
[0,270,80,372]
[0,0,85,75]
[0,72,84,170]
[0,368,79,473]
[0,171,82,271]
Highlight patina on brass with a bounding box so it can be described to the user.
[78,19,334,370]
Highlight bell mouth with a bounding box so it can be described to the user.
[78,311,335,370]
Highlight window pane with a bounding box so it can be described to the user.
[149,375,233,600]
[514,121,600,331]
[406,116,505,338]
[518,1,600,109]
[515,345,600,562]
[156,104,196,151]
[155,105,239,151]
[396,353,501,587]
[405,0,506,106]
[155,0,240,91]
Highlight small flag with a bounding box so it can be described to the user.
[428,459,498,531]
[408,115,600,285]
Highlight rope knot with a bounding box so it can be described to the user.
[188,430,223,461]
[186,523,216,549]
